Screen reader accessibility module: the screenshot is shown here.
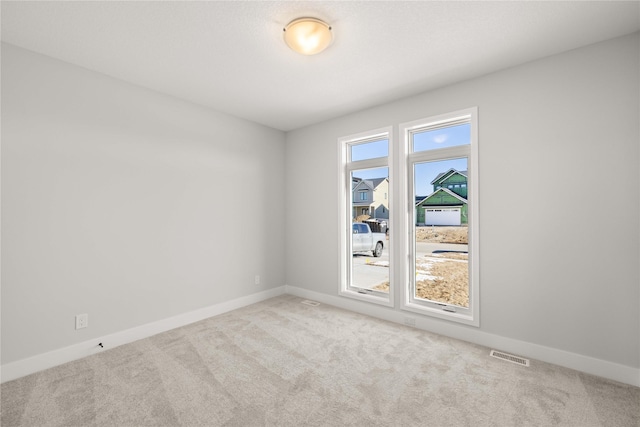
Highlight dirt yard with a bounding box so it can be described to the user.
[373,226,469,307]
[373,251,468,307]
[415,252,469,307]
[415,226,468,244]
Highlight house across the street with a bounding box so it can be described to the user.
[352,177,389,219]
[416,169,468,226]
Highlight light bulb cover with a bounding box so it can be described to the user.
[283,18,333,55]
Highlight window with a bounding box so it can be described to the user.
[338,109,477,325]
[400,108,479,326]
[339,127,393,307]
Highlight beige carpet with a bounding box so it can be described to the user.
[1,294,638,426]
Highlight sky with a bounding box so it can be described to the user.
[352,124,470,197]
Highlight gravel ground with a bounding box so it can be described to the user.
[416,225,468,244]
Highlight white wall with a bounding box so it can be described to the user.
[2,33,639,385]
[1,44,286,365]
[286,33,640,381]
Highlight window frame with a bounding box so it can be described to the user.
[338,126,394,307]
[399,107,479,327]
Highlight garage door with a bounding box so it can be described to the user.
[424,208,461,226]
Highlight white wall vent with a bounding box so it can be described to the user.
[490,350,530,367]
[301,300,320,307]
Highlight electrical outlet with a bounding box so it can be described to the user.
[255,275,260,285]
[75,313,88,330]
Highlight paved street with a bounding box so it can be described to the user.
[352,247,389,290]
[416,242,468,255]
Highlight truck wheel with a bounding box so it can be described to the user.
[373,242,383,257]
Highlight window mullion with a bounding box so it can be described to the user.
[347,157,388,172]
[409,145,470,164]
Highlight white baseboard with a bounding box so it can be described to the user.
[285,285,640,387]
[4,284,637,388]
[1,286,286,384]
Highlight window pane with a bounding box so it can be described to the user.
[351,139,388,161]
[413,123,470,152]
[351,167,390,294]
[413,158,468,307]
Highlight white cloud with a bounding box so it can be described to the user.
[433,134,448,144]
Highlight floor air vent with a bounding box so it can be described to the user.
[490,350,530,367]
[301,300,320,307]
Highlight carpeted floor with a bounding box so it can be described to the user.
[1,294,638,426]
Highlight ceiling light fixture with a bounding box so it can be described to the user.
[283,17,333,55]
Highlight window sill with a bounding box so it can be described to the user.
[402,301,479,327]
[339,289,393,308]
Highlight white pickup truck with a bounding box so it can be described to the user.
[352,222,386,257]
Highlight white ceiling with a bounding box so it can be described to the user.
[2,1,639,131]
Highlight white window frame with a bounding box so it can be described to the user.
[338,127,394,307]
[399,107,479,326]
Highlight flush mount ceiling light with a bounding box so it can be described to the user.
[283,17,333,55]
